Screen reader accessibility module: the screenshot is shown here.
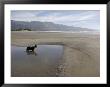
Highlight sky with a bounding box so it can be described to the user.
[11,10,100,30]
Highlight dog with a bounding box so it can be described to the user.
[26,44,37,52]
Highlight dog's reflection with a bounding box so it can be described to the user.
[26,50,37,56]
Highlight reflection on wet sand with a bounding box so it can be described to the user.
[11,45,63,77]
[26,50,37,56]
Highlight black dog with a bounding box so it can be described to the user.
[26,44,37,52]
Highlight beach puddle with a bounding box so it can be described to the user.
[11,45,63,77]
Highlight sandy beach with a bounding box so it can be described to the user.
[11,31,100,77]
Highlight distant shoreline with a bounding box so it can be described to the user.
[11,30,99,33]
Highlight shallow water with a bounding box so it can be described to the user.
[11,45,63,77]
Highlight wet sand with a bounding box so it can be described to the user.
[11,45,63,77]
[11,31,100,77]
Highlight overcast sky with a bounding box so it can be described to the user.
[11,10,100,30]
